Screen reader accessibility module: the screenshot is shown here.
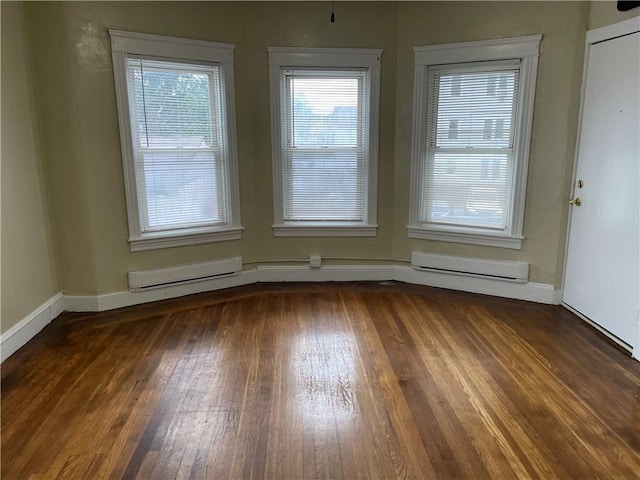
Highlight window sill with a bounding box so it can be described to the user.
[273,223,378,237]
[129,226,243,252]
[407,225,522,250]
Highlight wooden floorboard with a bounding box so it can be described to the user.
[2,282,639,479]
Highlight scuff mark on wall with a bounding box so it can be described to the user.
[76,23,110,73]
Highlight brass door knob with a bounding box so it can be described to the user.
[569,197,582,206]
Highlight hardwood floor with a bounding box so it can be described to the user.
[2,282,639,479]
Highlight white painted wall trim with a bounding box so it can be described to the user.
[110,30,243,252]
[393,266,557,304]
[65,270,258,313]
[65,264,556,313]
[269,47,381,235]
[2,263,562,364]
[1,293,64,362]
[256,264,556,304]
[408,35,541,250]
[256,264,393,283]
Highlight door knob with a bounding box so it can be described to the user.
[569,197,582,206]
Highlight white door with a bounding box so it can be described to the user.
[563,20,640,357]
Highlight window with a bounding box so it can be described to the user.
[110,31,242,251]
[408,36,541,249]
[268,48,382,237]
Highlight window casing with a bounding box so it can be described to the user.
[110,31,242,251]
[408,36,541,249]
[269,48,382,237]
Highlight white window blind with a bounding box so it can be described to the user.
[126,58,228,233]
[423,61,520,230]
[280,69,367,221]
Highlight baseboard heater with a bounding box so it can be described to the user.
[411,251,529,283]
[128,256,242,291]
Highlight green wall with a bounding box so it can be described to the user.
[1,2,60,332]
[392,1,590,287]
[8,1,632,315]
[25,1,398,295]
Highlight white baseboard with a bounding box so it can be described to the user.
[2,264,559,363]
[256,264,394,283]
[64,266,393,312]
[255,265,558,304]
[65,264,556,313]
[65,270,258,312]
[553,289,564,305]
[1,292,64,363]
[393,266,559,304]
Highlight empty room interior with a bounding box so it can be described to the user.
[2,1,639,478]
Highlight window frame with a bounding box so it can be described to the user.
[408,35,541,249]
[268,47,382,237]
[110,30,242,251]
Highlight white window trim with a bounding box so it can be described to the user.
[110,30,242,251]
[268,47,382,237]
[408,35,541,250]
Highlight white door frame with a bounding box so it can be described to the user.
[561,16,640,359]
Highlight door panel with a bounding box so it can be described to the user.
[563,31,639,351]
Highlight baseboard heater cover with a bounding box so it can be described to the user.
[411,251,529,283]
[128,256,242,291]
